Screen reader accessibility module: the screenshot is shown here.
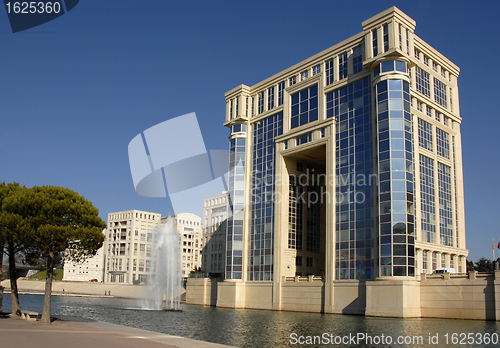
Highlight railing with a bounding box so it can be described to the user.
[283,275,323,283]
[421,271,496,281]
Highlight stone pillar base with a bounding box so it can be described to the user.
[365,279,421,318]
[216,281,246,308]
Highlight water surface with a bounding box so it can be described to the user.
[3,293,499,347]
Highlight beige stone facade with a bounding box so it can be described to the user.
[188,7,469,318]
[202,192,228,277]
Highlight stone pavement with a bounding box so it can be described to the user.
[0,314,235,348]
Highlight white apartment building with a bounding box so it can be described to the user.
[104,210,161,284]
[63,231,106,282]
[171,213,203,278]
[102,210,202,284]
[202,192,228,277]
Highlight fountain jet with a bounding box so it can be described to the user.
[141,216,182,310]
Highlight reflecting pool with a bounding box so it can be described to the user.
[3,293,500,347]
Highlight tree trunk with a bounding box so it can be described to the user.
[40,254,54,324]
[8,241,21,316]
[0,238,4,280]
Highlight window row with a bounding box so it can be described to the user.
[414,49,452,82]
[414,99,452,128]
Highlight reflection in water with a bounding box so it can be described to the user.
[3,294,500,347]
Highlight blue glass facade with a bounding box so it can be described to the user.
[226,134,246,280]
[326,76,375,280]
[248,112,283,281]
[376,77,415,277]
[438,163,453,246]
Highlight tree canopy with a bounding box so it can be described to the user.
[2,184,106,323]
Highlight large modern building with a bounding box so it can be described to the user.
[202,192,229,277]
[189,7,468,316]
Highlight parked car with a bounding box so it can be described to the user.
[432,267,456,274]
[89,278,99,282]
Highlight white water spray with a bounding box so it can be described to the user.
[141,216,182,310]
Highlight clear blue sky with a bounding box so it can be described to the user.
[0,1,498,262]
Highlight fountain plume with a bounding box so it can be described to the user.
[142,216,182,310]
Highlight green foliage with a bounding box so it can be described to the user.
[190,266,206,274]
[1,184,106,322]
[474,257,494,273]
[29,269,63,281]
[3,185,106,263]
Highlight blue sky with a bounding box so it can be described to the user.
[0,1,499,262]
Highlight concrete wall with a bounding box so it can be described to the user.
[281,277,323,312]
[420,272,496,320]
[185,271,500,321]
[244,282,273,310]
[2,279,146,299]
[332,280,366,315]
[186,278,218,306]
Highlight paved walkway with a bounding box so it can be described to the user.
[0,314,235,348]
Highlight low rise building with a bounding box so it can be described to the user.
[63,236,105,282]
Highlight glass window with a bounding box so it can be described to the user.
[424,56,429,66]
[291,84,318,129]
[417,101,423,112]
[383,24,389,52]
[278,81,285,106]
[372,29,378,56]
[353,46,363,74]
[438,163,453,246]
[406,29,410,55]
[415,67,430,97]
[325,58,334,85]
[420,155,436,243]
[426,106,432,117]
[301,70,308,81]
[338,52,348,79]
[313,65,321,75]
[289,76,296,86]
[258,91,264,114]
[395,61,406,72]
[436,128,450,159]
[296,132,312,145]
[418,118,433,151]
[398,24,402,50]
[434,78,448,108]
[414,49,420,59]
[381,60,394,73]
[433,62,438,72]
[268,86,275,110]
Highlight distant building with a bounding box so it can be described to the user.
[171,213,203,279]
[103,210,161,284]
[63,233,105,282]
[100,210,202,284]
[202,192,229,277]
